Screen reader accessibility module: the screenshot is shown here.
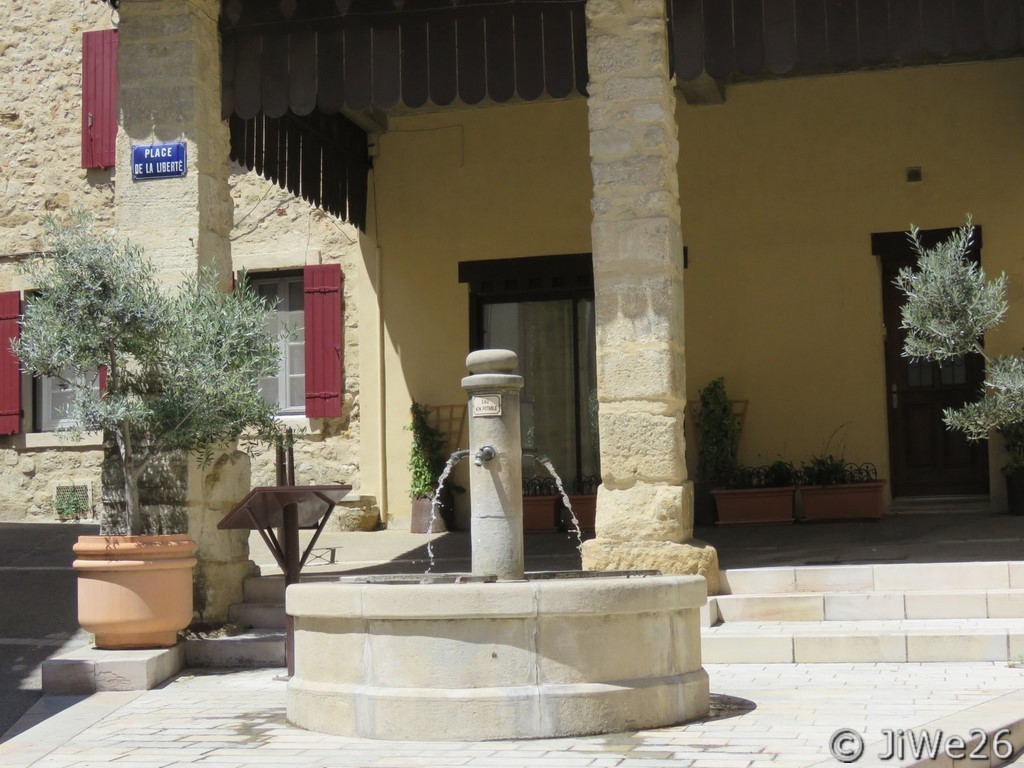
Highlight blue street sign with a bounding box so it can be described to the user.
[131,142,187,181]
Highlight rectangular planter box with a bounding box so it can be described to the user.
[800,481,885,521]
[712,486,795,526]
[561,494,596,535]
[522,495,560,532]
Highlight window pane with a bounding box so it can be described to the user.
[908,360,933,387]
[940,356,967,386]
[483,300,576,487]
[288,280,305,311]
[288,375,305,408]
[38,369,100,432]
[287,342,305,375]
[260,376,279,406]
[252,274,306,414]
[258,283,279,306]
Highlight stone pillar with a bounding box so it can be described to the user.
[186,449,256,623]
[580,0,719,592]
[115,0,249,619]
[115,0,232,287]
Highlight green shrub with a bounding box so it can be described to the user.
[695,378,740,487]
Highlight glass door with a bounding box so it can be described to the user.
[482,297,599,493]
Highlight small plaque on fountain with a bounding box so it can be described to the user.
[472,394,502,417]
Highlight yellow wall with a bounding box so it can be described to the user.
[363,58,1024,523]
[679,58,1024,502]
[366,100,593,522]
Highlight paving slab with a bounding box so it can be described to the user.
[3,663,1024,767]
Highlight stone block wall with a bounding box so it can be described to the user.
[228,166,363,494]
[0,1,364,522]
[0,0,116,261]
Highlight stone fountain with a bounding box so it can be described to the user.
[286,350,709,740]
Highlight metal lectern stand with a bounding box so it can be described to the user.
[218,485,351,676]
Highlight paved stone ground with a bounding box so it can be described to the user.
[6,514,1024,766]
[3,662,1024,767]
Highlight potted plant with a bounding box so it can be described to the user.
[799,455,885,521]
[16,211,280,649]
[895,219,1024,515]
[694,377,741,525]
[712,460,797,525]
[407,402,452,533]
[1001,423,1024,515]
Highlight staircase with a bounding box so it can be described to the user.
[184,575,288,668]
[703,561,1024,663]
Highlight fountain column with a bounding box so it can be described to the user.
[462,350,525,580]
[581,0,719,591]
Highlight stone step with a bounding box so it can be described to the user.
[243,574,286,603]
[183,630,286,668]
[720,561,1024,595]
[228,601,286,629]
[702,618,1024,663]
[711,589,1024,623]
[41,645,184,694]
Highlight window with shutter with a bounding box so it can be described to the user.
[0,292,21,435]
[304,264,344,419]
[82,29,118,170]
[248,265,343,418]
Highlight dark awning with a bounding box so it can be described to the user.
[228,111,368,231]
[670,0,1024,84]
[221,0,589,119]
[217,0,1024,228]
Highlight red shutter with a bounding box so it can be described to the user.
[82,30,118,169]
[304,264,344,418]
[0,292,22,435]
[98,365,107,397]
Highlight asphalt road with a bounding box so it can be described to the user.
[0,522,97,741]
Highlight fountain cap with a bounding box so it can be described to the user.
[466,349,518,375]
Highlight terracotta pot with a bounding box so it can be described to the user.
[711,487,795,526]
[800,481,885,521]
[73,534,197,649]
[410,497,447,533]
[522,495,559,532]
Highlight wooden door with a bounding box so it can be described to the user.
[874,228,989,498]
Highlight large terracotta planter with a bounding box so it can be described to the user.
[73,534,197,649]
[410,497,447,533]
[800,481,885,521]
[712,487,795,526]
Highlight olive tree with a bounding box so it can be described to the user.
[896,217,1024,439]
[15,211,281,535]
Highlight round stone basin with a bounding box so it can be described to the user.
[286,573,709,741]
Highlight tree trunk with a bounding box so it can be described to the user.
[115,425,143,535]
